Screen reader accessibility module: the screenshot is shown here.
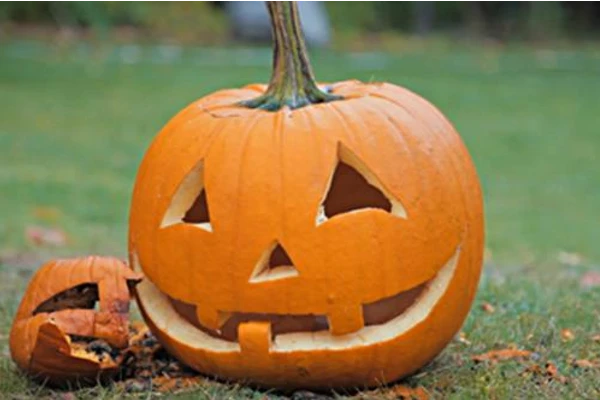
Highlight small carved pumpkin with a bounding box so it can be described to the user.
[129,2,484,389]
[10,256,142,385]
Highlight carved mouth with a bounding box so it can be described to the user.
[134,247,460,353]
[169,281,427,342]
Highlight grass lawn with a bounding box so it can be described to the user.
[1,40,599,398]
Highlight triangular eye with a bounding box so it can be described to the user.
[316,144,406,225]
[161,160,212,232]
[183,189,210,224]
[249,242,299,283]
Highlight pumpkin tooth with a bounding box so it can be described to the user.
[327,306,365,335]
[238,321,272,355]
[195,307,231,331]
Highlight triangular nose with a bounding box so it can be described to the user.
[268,243,293,268]
[249,241,299,283]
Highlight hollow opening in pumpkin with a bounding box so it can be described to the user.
[362,282,428,326]
[135,247,462,352]
[316,144,406,225]
[31,283,123,367]
[169,298,329,342]
[268,244,293,268]
[182,189,210,224]
[249,241,299,283]
[323,162,391,217]
[167,280,429,343]
[33,283,100,315]
[161,159,212,231]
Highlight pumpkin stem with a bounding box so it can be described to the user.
[240,1,342,111]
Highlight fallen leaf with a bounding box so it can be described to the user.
[580,271,600,288]
[25,226,67,247]
[152,376,204,393]
[561,329,575,341]
[558,251,583,266]
[592,334,600,342]
[390,384,429,400]
[572,359,598,369]
[521,362,567,384]
[545,362,568,384]
[481,302,495,314]
[472,348,532,363]
[521,363,542,376]
[457,331,471,345]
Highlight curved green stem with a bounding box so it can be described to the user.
[240,1,341,111]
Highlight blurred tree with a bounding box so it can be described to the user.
[464,2,485,37]
[413,2,435,36]
[563,1,599,35]
[325,2,380,33]
[528,1,564,40]
[375,2,413,32]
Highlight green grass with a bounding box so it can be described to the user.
[1,40,599,398]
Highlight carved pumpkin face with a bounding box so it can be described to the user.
[129,81,484,389]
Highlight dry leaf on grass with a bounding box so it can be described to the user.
[390,384,429,400]
[592,334,600,342]
[25,226,67,247]
[572,359,599,369]
[545,362,568,384]
[457,332,471,346]
[521,362,567,384]
[561,329,575,341]
[580,271,600,288]
[472,348,533,363]
[150,376,204,393]
[481,302,495,313]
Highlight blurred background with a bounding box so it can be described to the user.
[1,2,600,45]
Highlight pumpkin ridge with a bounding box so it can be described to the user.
[372,88,475,227]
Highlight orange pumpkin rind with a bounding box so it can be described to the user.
[129,80,484,389]
[9,256,142,385]
[128,2,483,389]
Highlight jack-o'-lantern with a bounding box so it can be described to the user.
[10,256,142,385]
[129,1,484,389]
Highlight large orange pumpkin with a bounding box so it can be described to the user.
[129,1,484,389]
